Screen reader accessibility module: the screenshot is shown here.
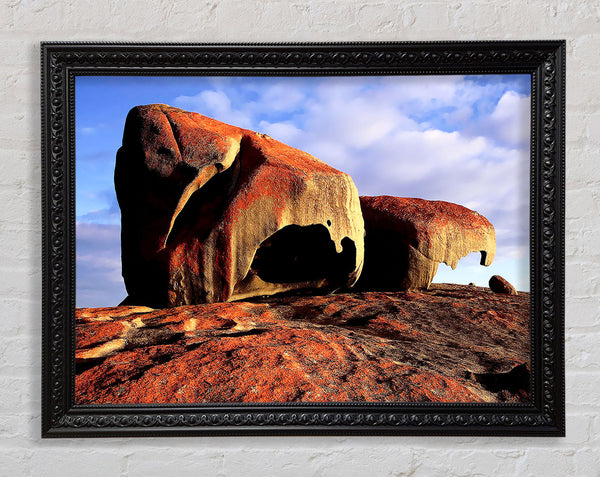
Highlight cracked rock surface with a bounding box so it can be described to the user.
[76,284,529,404]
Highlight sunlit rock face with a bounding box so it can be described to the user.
[115,104,364,307]
[355,196,496,291]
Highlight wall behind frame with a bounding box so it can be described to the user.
[0,1,598,475]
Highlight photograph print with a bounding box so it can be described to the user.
[74,73,532,405]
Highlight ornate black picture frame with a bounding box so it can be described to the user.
[41,41,565,437]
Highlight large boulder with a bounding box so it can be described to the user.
[355,196,496,291]
[115,104,364,307]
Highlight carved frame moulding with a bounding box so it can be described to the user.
[41,41,565,437]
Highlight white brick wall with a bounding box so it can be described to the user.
[0,1,597,475]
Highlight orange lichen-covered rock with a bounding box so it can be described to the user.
[355,196,496,291]
[115,104,364,306]
[75,285,530,404]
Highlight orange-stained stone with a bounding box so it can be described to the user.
[355,196,496,291]
[115,104,364,307]
[75,284,530,404]
[489,274,518,295]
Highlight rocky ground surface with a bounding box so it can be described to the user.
[75,284,530,404]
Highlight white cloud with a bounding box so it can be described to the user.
[444,106,473,124]
[304,93,419,150]
[260,83,305,111]
[258,120,303,144]
[302,140,354,170]
[488,91,530,146]
[264,80,530,291]
[76,222,126,307]
[378,75,467,106]
[174,90,253,129]
[77,254,123,282]
[168,76,530,291]
[196,90,231,113]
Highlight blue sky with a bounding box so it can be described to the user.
[76,74,531,307]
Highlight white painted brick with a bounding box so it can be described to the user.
[126,449,225,477]
[586,112,600,147]
[261,2,313,35]
[225,447,415,477]
[355,3,403,33]
[498,1,600,36]
[566,150,600,190]
[0,337,38,375]
[569,169,593,207]
[30,450,123,477]
[411,460,450,477]
[0,450,33,477]
[517,449,577,477]
[0,1,14,29]
[566,372,600,410]
[567,112,587,144]
[214,1,314,41]
[566,333,600,370]
[0,268,41,306]
[452,2,501,32]
[568,188,600,220]
[0,378,33,414]
[0,412,38,442]
[307,2,358,32]
[593,413,600,442]
[565,223,600,258]
[0,231,40,272]
[571,34,600,68]
[574,448,600,477]
[2,301,39,339]
[413,449,521,476]
[0,195,40,235]
[406,3,454,32]
[0,150,39,187]
[564,414,592,445]
[62,0,118,32]
[566,296,600,327]
[566,260,600,298]
[0,40,32,68]
[11,0,68,33]
[85,1,170,34]
[568,71,600,111]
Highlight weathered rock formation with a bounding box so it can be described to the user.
[115,104,364,307]
[75,285,530,404]
[355,196,496,291]
[489,275,518,295]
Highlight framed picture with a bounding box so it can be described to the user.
[41,41,565,437]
